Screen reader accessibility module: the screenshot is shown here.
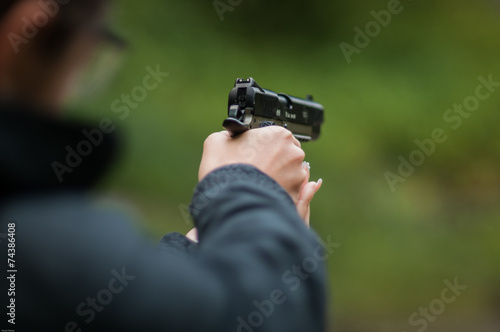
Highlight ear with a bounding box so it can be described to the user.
[0,0,54,69]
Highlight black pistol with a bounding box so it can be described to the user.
[222,78,324,142]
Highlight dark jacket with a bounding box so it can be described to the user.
[0,105,327,331]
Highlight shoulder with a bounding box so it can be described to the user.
[0,191,146,261]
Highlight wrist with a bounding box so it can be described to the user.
[190,164,293,221]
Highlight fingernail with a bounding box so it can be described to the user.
[302,161,311,171]
[316,178,323,191]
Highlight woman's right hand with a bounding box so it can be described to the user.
[198,126,307,203]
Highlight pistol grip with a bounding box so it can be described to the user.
[222,118,250,138]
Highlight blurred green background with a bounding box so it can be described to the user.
[70,0,500,331]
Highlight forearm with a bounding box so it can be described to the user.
[190,164,326,332]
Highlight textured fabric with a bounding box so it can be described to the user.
[159,232,198,256]
[0,106,327,331]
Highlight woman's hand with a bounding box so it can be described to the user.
[296,172,323,227]
[187,129,322,242]
[198,127,307,204]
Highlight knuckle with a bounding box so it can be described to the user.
[282,128,294,139]
[295,148,306,161]
[266,125,286,136]
[203,133,220,147]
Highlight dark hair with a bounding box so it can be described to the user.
[0,1,16,18]
[1,0,109,57]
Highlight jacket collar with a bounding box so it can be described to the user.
[0,102,119,197]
